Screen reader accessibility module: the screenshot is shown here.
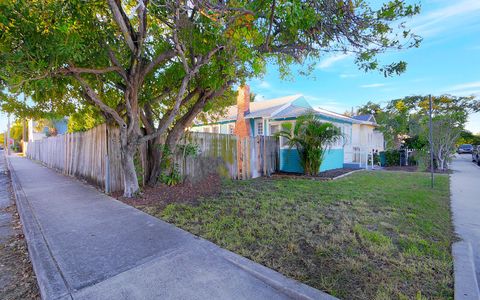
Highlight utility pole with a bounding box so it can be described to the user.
[22,94,27,153]
[6,114,11,156]
[428,95,434,188]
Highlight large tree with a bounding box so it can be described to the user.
[1,0,421,196]
[358,95,479,169]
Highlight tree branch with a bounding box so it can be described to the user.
[60,66,122,75]
[106,47,128,81]
[142,49,176,78]
[107,0,136,52]
[72,73,126,128]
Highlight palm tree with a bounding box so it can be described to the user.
[275,113,343,176]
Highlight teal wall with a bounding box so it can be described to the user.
[319,148,344,171]
[280,149,303,173]
[249,118,256,136]
[280,148,344,173]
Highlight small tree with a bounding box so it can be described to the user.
[276,113,342,176]
[424,115,462,171]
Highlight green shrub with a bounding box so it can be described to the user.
[384,150,400,166]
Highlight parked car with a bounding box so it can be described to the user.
[473,145,480,166]
[458,144,473,154]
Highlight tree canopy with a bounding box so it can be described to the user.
[0,0,422,196]
[357,94,480,170]
[357,95,480,149]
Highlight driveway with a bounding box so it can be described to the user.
[7,156,334,300]
[450,154,480,299]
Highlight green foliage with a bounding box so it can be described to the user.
[177,143,200,158]
[358,95,480,149]
[67,106,104,133]
[133,152,144,187]
[0,0,423,119]
[159,141,199,186]
[159,165,182,186]
[0,0,424,193]
[384,150,400,166]
[9,122,24,141]
[275,113,342,175]
[403,135,427,150]
[457,130,480,146]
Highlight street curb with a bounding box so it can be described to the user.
[195,235,337,300]
[6,156,72,300]
[331,169,365,180]
[453,241,480,299]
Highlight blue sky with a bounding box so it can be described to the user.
[249,0,480,133]
[1,0,480,133]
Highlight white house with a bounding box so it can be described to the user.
[343,114,385,168]
[191,87,355,172]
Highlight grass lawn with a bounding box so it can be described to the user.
[142,171,454,299]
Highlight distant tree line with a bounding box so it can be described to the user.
[356,95,480,170]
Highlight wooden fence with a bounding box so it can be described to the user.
[25,124,279,192]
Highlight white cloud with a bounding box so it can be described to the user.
[318,101,352,114]
[360,83,386,88]
[447,81,480,91]
[258,81,271,89]
[318,53,351,69]
[339,73,358,79]
[466,112,480,134]
[443,81,480,96]
[303,96,352,114]
[411,0,480,38]
[252,93,267,101]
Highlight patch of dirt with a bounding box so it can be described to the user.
[0,203,40,300]
[116,173,222,210]
[271,168,359,180]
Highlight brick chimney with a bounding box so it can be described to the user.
[234,85,251,137]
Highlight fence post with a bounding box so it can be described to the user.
[105,155,110,194]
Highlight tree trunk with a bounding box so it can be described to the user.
[146,136,164,186]
[120,127,140,197]
[121,148,139,197]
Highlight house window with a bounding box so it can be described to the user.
[256,122,263,136]
[204,127,211,133]
[270,124,279,135]
[279,122,293,148]
[212,126,219,134]
[228,124,235,135]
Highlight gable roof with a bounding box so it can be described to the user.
[352,114,375,122]
[210,94,306,122]
[196,94,355,124]
[315,107,356,123]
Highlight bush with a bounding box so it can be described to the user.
[384,150,401,166]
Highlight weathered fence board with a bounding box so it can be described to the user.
[26,124,279,192]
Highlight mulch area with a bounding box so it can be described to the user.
[0,204,40,300]
[116,173,222,210]
[271,168,359,180]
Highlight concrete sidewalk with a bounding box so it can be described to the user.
[7,156,334,300]
[450,155,480,299]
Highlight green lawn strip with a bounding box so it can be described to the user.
[147,172,453,300]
